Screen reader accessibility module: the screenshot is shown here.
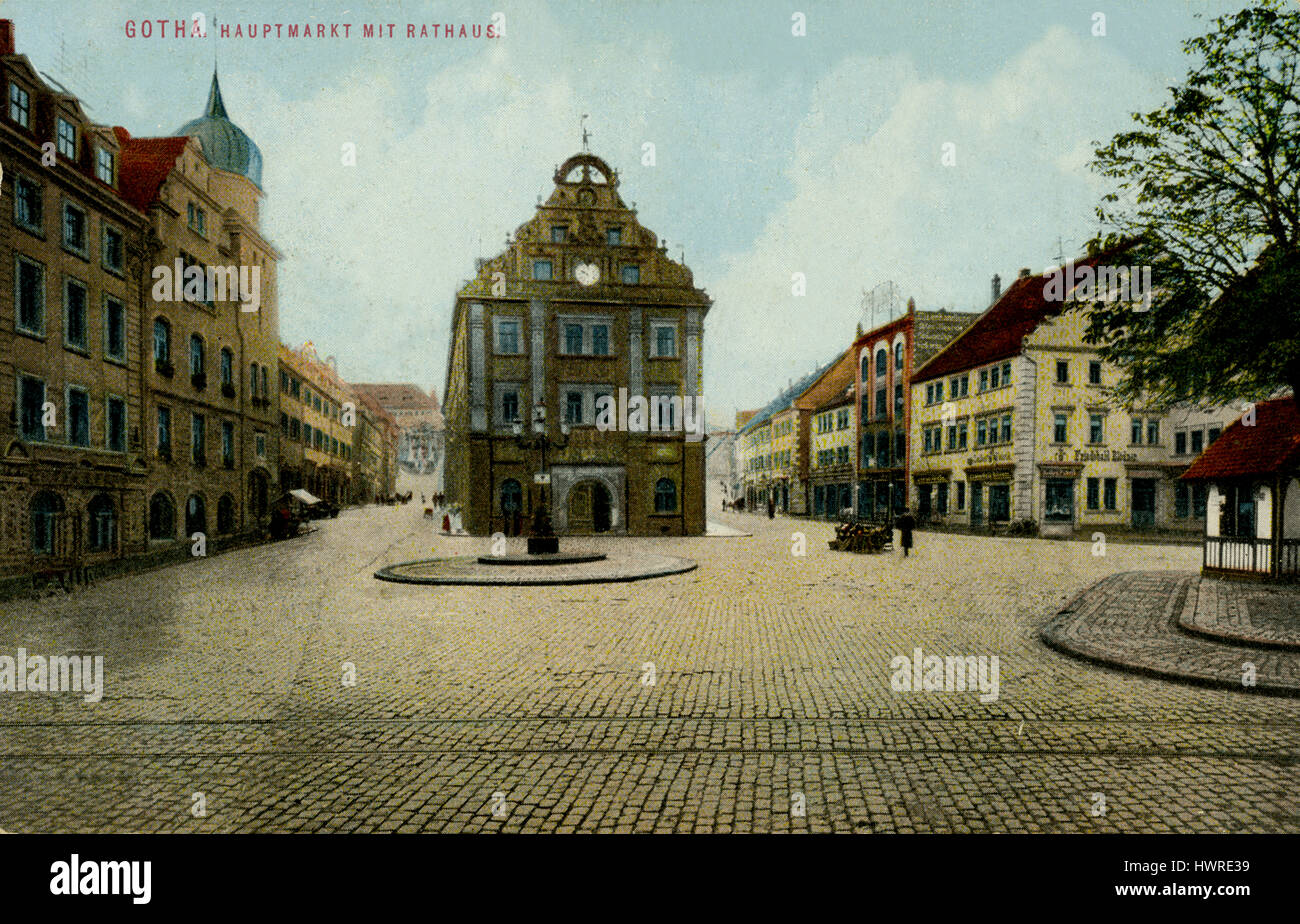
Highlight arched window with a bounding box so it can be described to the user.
[185,494,206,537]
[654,478,677,513]
[500,479,522,515]
[88,493,115,552]
[217,494,236,535]
[149,492,175,540]
[249,362,259,399]
[153,317,171,363]
[189,334,205,378]
[31,491,63,554]
[894,341,903,370]
[875,348,887,377]
[860,356,869,381]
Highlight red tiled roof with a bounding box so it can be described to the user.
[113,127,188,212]
[914,245,1133,383]
[1181,397,1300,481]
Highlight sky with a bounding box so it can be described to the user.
[5,0,1248,425]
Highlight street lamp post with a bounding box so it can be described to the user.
[512,404,570,554]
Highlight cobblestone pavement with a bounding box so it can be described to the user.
[374,552,698,585]
[1,503,1298,833]
[1042,572,1300,695]
[1180,578,1300,650]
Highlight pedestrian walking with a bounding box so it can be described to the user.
[897,507,915,557]
[767,495,775,519]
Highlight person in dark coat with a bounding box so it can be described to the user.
[767,495,775,519]
[896,508,916,557]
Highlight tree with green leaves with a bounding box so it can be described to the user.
[1085,0,1299,410]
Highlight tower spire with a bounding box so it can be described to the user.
[205,67,228,119]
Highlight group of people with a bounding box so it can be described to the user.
[420,492,447,507]
[723,494,919,556]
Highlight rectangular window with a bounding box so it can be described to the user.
[494,318,522,354]
[157,406,171,456]
[256,433,266,458]
[957,422,968,450]
[1000,415,1011,444]
[16,256,46,335]
[1053,413,1067,444]
[1045,479,1074,522]
[591,323,610,356]
[1089,361,1102,385]
[1191,430,1204,454]
[621,264,640,285]
[564,323,583,354]
[9,83,30,127]
[894,384,903,417]
[935,381,944,402]
[1175,431,1187,455]
[1087,477,1100,510]
[14,174,42,231]
[937,482,949,515]
[1002,362,1011,385]
[187,202,207,236]
[1103,478,1117,510]
[550,226,568,243]
[1131,417,1143,445]
[96,148,115,185]
[607,227,622,246]
[65,387,89,446]
[652,324,676,358]
[1056,360,1069,384]
[191,414,206,464]
[19,375,46,441]
[102,226,124,273]
[104,296,125,360]
[1175,483,1190,518]
[1147,419,1160,446]
[498,385,520,427]
[107,397,126,452]
[565,391,584,425]
[875,388,886,419]
[979,369,989,392]
[925,383,934,405]
[1192,483,1208,518]
[62,203,88,255]
[956,481,966,510]
[947,424,957,451]
[977,419,987,446]
[57,117,76,159]
[532,260,552,281]
[222,421,235,467]
[1208,426,1221,445]
[64,279,88,350]
[1090,414,1104,444]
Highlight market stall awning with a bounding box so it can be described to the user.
[290,488,321,505]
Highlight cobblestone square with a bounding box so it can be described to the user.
[1,503,1297,833]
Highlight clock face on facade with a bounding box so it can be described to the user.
[575,262,600,286]
[577,187,596,206]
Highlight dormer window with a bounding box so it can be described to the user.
[56,117,77,159]
[606,227,622,246]
[9,83,30,128]
[621,264,640,285]
[96,148,115,185]
[550,226,568,243]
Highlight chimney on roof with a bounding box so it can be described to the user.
[0,20,14,57]
[991,274,1001,303]
[1018,267,1032,279]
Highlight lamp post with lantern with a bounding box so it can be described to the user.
[512,403,570,554]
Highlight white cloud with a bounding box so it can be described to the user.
[704,26,1161,414]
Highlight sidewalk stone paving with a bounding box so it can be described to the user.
[0,503,1297,833]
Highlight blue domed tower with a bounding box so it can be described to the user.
[174,70,263,187]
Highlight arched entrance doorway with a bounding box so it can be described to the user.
[567,481,612,534]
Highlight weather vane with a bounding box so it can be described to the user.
[580,113,591,152]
